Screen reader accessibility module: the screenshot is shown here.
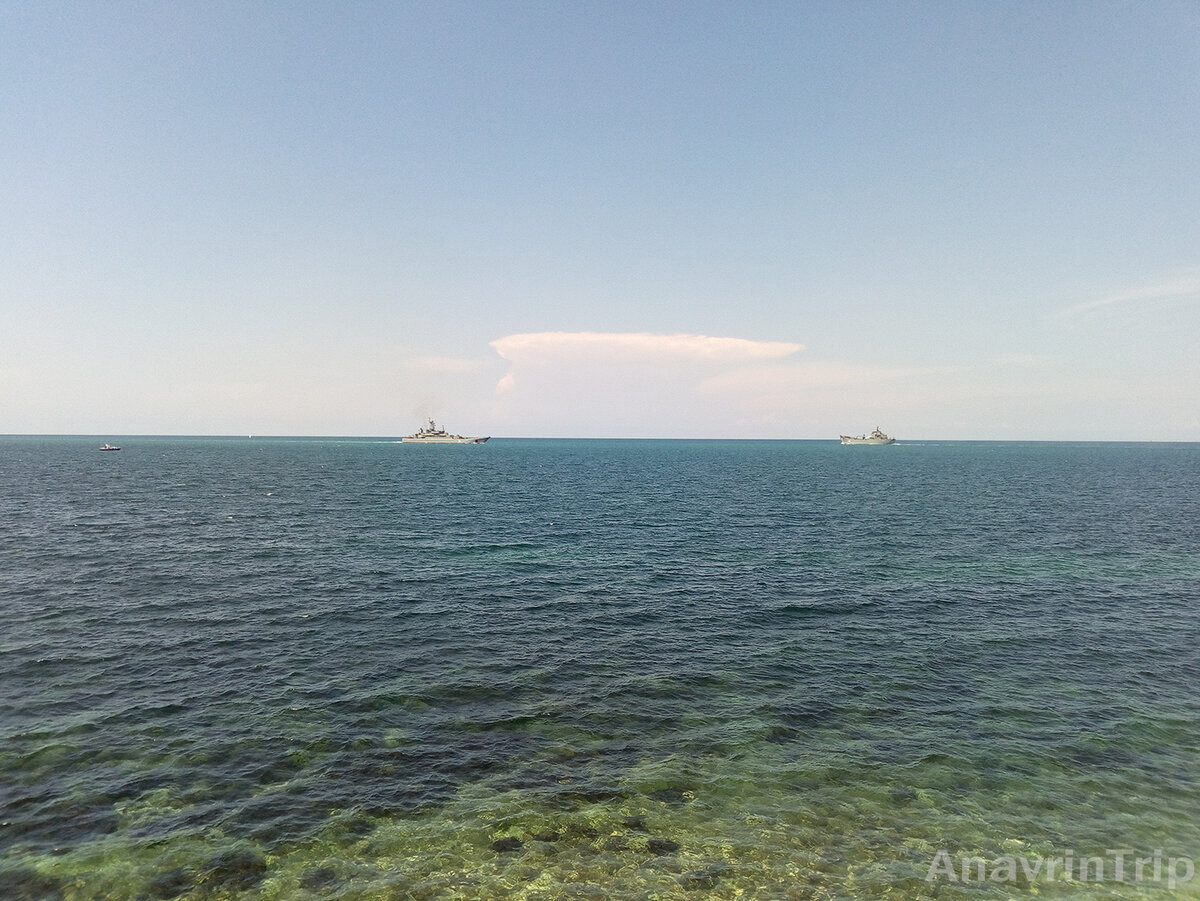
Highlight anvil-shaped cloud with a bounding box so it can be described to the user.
[490,331,803,366]
[487,331,805,435]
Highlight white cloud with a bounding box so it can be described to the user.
[487,331,805,436]
[490,331,803,364]
[1060,269,1200,317]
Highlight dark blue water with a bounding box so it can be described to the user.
[2,437,1198,899]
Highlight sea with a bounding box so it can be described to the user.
[2,436,1199,900]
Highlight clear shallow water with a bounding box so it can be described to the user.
[2,436,1199,899]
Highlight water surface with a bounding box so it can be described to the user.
[2,437,1198,898]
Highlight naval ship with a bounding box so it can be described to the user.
[840,427,895,445]
[400,420,490,444]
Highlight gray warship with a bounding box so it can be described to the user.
[400,420,489,444]
[840,427,895,445]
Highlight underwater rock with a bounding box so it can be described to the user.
[647,787,692,805]
[558,786,627,804]
[491,836,524,853]
[144,866,194,899]
[0,866,65,901]
[531,830,561,842]
[647,837,682,855]
[199,847,267,892]
[20,795,120,846]
[327,815,375,840]
[622,815,649,832]
[765,725,800,744]
[130,802,225,843]
[299,866,341,891]
[565,822,600,839]
[776,700,837,726]
[222,789,329,848]
[679,863,732,890]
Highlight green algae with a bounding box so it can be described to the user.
[13,738,1200,900]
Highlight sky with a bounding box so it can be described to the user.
[3,1,1199,440]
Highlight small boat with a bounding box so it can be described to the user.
[400,420,489,444]
[99,443,122,451]
[840,427,895,445]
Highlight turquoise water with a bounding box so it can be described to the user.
[2,437,1198,899]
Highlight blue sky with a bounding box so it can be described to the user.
[3,1,1198,438]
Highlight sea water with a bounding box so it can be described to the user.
[2,436,1198,899]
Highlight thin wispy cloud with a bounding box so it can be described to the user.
[993,353,1049,369]
[696,361,954,395]
[1059,269,1200,318]
[403,355,488,374]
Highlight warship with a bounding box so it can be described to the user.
[840,427,895,445]
[400,420,489,444]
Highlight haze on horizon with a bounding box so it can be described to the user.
[2,2,1198,441]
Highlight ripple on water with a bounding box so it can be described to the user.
[1,437,1199,898]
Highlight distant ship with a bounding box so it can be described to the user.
[840,427,895,445]
[400,420,489,444]
[99,443,121,451]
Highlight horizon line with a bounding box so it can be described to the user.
[2,433,1197,444]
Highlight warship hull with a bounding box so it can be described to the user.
[400,435,489,444]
